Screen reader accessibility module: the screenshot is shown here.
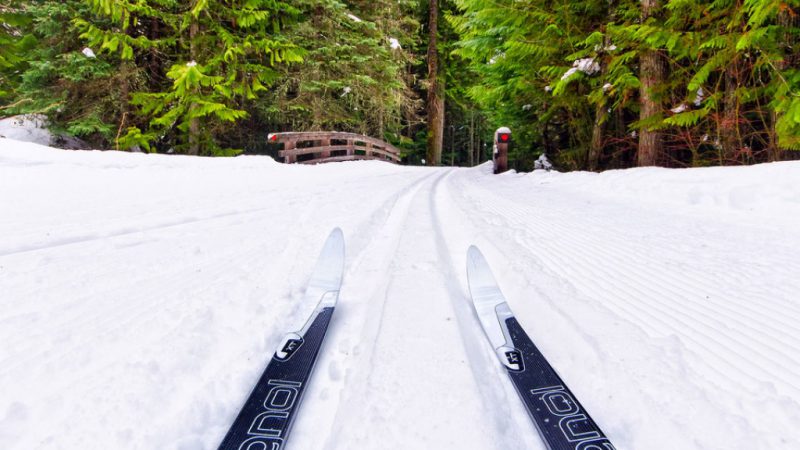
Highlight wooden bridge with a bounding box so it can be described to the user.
[268,132,402,164]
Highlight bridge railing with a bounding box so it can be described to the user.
[268,131,402,164]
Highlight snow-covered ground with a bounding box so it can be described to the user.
[1,138,799,450]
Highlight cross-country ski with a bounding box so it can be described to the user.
[466,245,614,450]
[217,228,344,450]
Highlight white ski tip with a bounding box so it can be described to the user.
[466,245,501,295]
[330,227,344,240]
[308,228,345,293]
[466,245,511,352]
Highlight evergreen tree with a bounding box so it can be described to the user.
[78,0,302,155]
[451,0,799,169]
[0,1,36,103]
[3,0,797,167]
[4,1,129,146]
[426,0,445,165]
[261,0,420,143]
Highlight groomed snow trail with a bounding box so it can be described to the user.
[1,140,799,450]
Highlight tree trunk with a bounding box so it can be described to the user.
[589,103,607,171]
[188,20,200,156]
[638,0,665,166]
[589,34,611,171]
[426,0,444,166]
[468,111,475,167]
[721,62,741,164]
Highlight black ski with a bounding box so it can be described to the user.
[218,228,344,450]
[466,246,615,450]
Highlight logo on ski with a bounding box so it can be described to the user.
[237,379,303,450]
[530,385,615,449]
[274,333,305,361]
[504,349,524,372]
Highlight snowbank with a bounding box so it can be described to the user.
[525,163,800,227]
[0,115,90,149]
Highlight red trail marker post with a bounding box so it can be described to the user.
[493,127,511,174]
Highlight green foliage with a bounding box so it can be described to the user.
[0,2,37,101]
[450,0,800,169]
[2,1,130,147]
[3,0,797,168]
[77,0,302,154]
[451,0,614,168]
[773,68,800,150]
[259,0,420,141]
[117,126,153,152]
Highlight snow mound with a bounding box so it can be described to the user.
[0,115,90,150]
[0,115,53,146]
[526,163,800,225]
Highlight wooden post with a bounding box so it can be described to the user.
[320,138,331,158]
[493,127,510,174]
[285,139,296,163]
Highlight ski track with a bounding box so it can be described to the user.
[440,166,800,449]
[1,143,799,450]
[307,170,506,450]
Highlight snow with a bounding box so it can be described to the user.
[1,139,800,450]
[670,103,689,114]
[695,87,705,106]
[534,153,553,171]
[389,37,401,50]
[0,115,53,146]
[0,115,89,150]
[562,58,600,81]
[82,47,96,58]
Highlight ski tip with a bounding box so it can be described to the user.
[321,227,345,263]
[308,227,345,290]
[466,245,485,275]
[328,227,344,244]
[466,245,502,295]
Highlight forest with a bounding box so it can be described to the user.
[1,0,799,171]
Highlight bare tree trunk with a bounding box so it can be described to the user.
[468,111,475,167]
[589,103,607,171]
[638,0,665,166]
[115,62,132,151]
[188,20,200,156]
[721,62,741,164]
[589,35,610,171]
[426,0,444,166]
